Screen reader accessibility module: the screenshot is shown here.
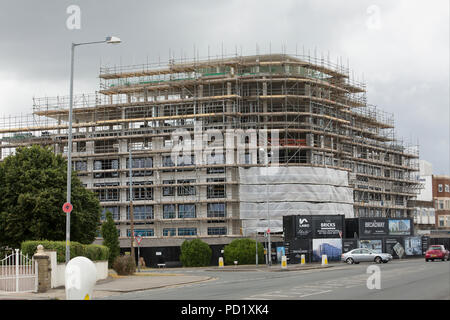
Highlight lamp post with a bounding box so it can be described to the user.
[259,147,271,267]
[66,36,121,264]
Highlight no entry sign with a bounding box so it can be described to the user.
[63,202,73,213]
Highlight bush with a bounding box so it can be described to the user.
[112,255,136,275]
[21,240,109,263]
[179,239,212,267]
[101,211,120,267]
[223,238,264,265]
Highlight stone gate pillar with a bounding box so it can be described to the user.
[33,245,51,293]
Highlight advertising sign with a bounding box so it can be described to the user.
[342,239,358,253]
[312,215,344,238]
[312,238,342,262]
[404,237,422,256]
[286,238,310,264]
[421,236,430,255]
[388,219,411,236]
[359,239,383,253]
[385,238,405,258]
[276,247,286,262]
[359,218,388,236]
[295,215,312,238]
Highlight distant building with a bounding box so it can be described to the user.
[433,175,450,230]
[409,160,435,234]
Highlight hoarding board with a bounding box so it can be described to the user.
[404,236,422,256]
[421,236,430,255]
[312,215,344,238]
[359,239,383,253]
[285,238,310,264]
[385,237,405,258]
[312,238,342,262]
[295,215,312,238]
[276,247,286,262]
[342,239,358,253]
[359,218,388,236]
[388,219,411,236]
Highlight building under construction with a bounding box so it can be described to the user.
[0,52,422,256]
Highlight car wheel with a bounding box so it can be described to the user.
[425,259,429,262]
[374,257,382,264]
[346,258,354,265]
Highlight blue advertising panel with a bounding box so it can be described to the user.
[388,219,411,236]
[312,238,342,262]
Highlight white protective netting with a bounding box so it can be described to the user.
[239,166,354,235]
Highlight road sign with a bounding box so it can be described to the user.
[135,235,143,245]
[63,202,73,213]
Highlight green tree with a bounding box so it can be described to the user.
[0,145,101,249]
[101,210,120,267]
[179,239,212,267]
[223,238,264,265]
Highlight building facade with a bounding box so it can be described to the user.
[432,175,450,229]
[0,53,422,251]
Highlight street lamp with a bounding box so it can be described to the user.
[66,36,121,264]
[259,147,271,267]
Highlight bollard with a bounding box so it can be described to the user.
[281,255,287,269]
[321,254,328,266]
[218,257,224,268]
[65,256,97,300]
[301,254,306,265]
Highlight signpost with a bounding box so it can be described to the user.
[63,202,73,214]
[135,235,142,272]
[63,202,73,264]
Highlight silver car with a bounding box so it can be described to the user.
[341,248,393,264]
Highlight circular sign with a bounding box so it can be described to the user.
[63,202,73,213]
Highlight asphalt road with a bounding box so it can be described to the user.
[102,258,450,300]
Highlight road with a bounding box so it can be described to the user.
[101,258,450,300]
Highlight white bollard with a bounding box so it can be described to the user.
[281,255,287,269]
[218,257,224,268]
[301,254,306,265]
[321,254,328,266]
[65,256,97,300]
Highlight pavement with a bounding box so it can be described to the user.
[0,262,333,300]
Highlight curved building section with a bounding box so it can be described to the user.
[239,166,354,234]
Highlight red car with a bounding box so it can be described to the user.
[425,245,449,262]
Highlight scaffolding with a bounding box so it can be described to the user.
[0,50,422,237]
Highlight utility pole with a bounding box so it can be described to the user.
[129,140,135,262]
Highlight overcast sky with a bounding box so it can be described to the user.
[0,0,448,174]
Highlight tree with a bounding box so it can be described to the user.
[223,238,264,265]
[179,239,212,267]
[0,145,101,249]
[101,210,120,267]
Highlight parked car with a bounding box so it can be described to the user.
[425,245,449,262]
[341,248,393,264]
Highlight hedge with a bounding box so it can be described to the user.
[21,240,109,263]
[223,238,264,265]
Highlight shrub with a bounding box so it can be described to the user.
[179,239,212,267]
[112,255,136,275]
[21,240,109,263]
[101,211,120,267]
[223,238,264,265]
